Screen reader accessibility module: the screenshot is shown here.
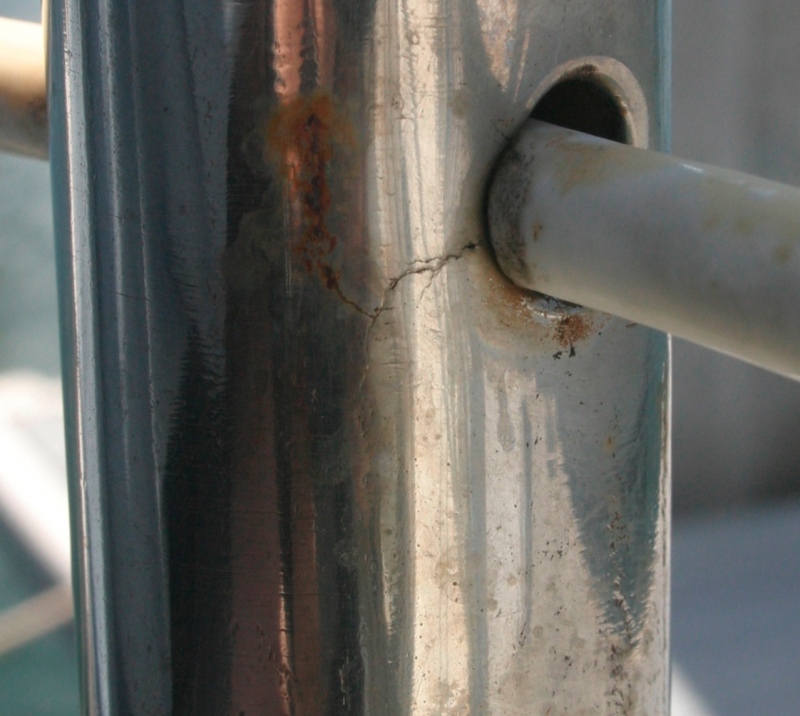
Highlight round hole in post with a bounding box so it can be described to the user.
[495,61,645,316]
[531,76,629,144]
[486,57,649,316]
[526,56,649,148]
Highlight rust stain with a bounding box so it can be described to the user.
[265,92,366,312]
[484,269,535,326]
[532,223,542,241]
[774,243,793,265]
[573,64,599,81]
[553,313,593,350]
[734,214,757,237]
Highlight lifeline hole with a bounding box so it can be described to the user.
[531,77,628,143]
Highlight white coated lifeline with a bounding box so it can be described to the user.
[488,120,800,379]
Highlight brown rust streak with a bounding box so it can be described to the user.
[266,92,366,313]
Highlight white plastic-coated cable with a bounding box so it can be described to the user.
[488,120,800,379]
[0,18,47,158]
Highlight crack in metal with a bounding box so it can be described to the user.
[385,242,479,296]
[366,240,480,320]
[355,241,480,394]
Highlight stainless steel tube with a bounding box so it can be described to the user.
[50,0,670,713]
[489,120,800,379]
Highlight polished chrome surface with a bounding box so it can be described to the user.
[489,119,800,379]
[50,0,670,712]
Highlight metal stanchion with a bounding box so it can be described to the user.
[48,0,670,712]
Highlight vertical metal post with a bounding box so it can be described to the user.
[49,0,671,712]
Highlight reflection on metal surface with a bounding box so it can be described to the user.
[50,0,670,712]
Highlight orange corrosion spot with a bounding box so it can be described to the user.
[265,92,356,275]
[264,93,372,316]
[553,313,593,349]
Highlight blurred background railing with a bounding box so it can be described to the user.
[671,0,800,513]
[0,3,75,714]
[0,0,798,713]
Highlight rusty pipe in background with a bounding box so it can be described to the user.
[0,17,46,159]
[488,120,800,379]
